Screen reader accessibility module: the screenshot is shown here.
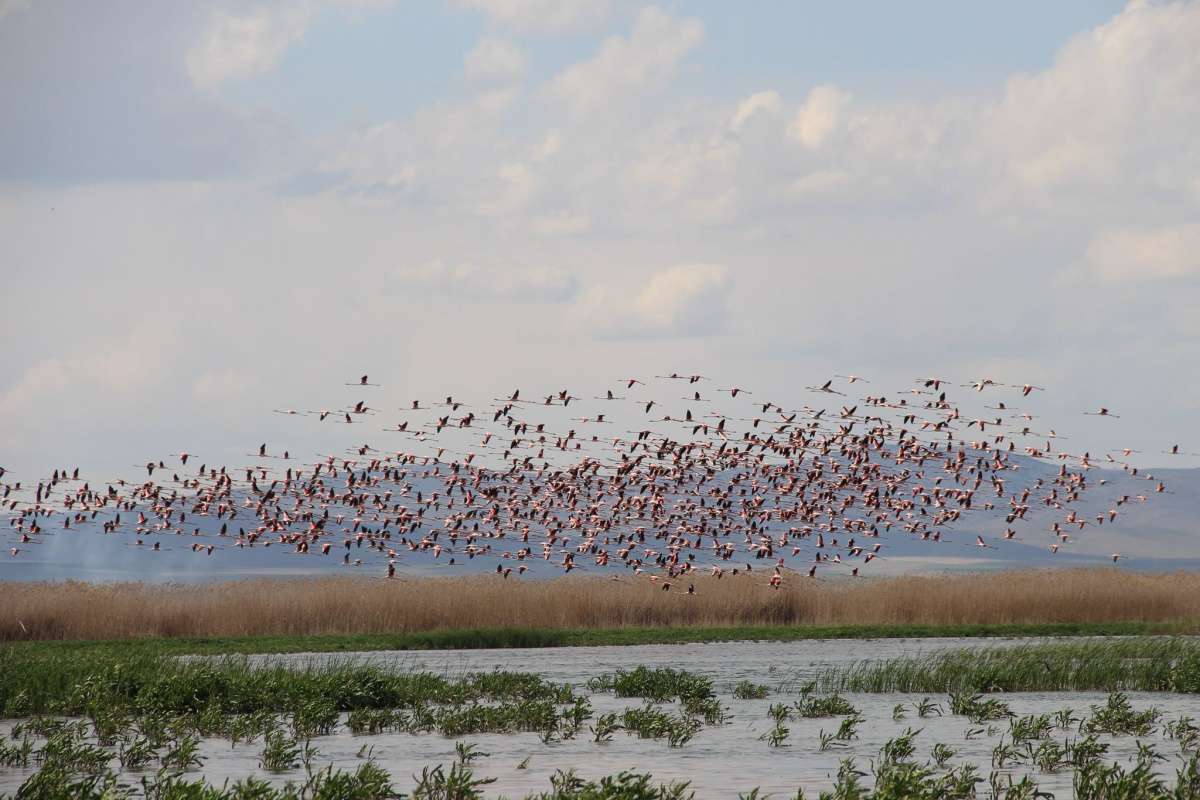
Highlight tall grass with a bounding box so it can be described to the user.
[2,568,1199,642]
[816,638,1200,694]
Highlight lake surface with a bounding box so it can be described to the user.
[218,634,1111,681]
[5,637,1200,798]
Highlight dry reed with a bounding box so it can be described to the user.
[2,568,1199,642]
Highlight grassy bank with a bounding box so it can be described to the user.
[3,568,1200,643]
[2,619,1197,659]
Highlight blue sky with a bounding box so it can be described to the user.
[0,0,1198,489]
[214,2,1133,136]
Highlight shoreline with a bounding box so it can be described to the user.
[6,619,1199,657]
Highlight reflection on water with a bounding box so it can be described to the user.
[5,638,1200,798]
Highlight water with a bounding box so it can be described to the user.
[215,635,1110,681]
[4,637,1200,798]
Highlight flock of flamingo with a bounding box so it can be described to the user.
[3,373,1193,587]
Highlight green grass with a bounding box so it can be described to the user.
[4,619,1194,659]
[6,637,1199,728]
[0,645,580,719]
[816,638,1200,694]
[6,633,1200,799]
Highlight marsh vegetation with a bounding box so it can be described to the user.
[4,569,1200,644]
[4,637,1200,797]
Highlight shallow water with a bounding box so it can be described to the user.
[5,637,1200,798]
[212,634,1129,683]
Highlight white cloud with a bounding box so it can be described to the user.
[320,87,519,194]
[187,5,314,90]
[546,6,703,116]
[987,0,1200,199]
[788,85,851,149]
[464,36,527,83]
[454,0,612,34]
[1086,224,1200,282]
[730,90,781,131]
[0,358,70,419]
[397,260,579,300]
[578,263,730,337]
[623,125,740,224]
[0,328,173,422]
[634,263,728,331]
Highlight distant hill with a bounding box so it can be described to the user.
[869,463,1200,573]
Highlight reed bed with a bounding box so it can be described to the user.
[2,568,1200,642]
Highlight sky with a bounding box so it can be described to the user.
[2,0,1200,485]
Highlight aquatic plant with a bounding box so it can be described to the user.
[1064,733,1109,767]
[531,769,694,800]
[620,704,700,747]
[560,696,594,738]
[930,741,955,768]
[991,737,1025,769]
[760,721,790,748]
[732,680,769,700]
[290,698,340,738]
[948,691,1013,721]
[410,762,497,800]
[793,691,858,718]
[1024,739,1069,773]
[878,728,921,767]
[0,734,34,768]
[1082,691,1160,736]
[347,707,402,735]
[589,666,713,703]
[159,730,204,772]
[1071,741,1200,799]
[453,742,488,766]
[833,714,862,742]
[768,702,793,723]
[1008,713,1054,743]
[1166,714,1200,751]
[1051,707,1079,730]
[817,729,845,752]
[117,732,157,770]
[914,697,942,718]
[680,694,727,726]
[260,728,303,772]
[590,712,621,743]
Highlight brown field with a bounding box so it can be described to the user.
[2,568,1199,642]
